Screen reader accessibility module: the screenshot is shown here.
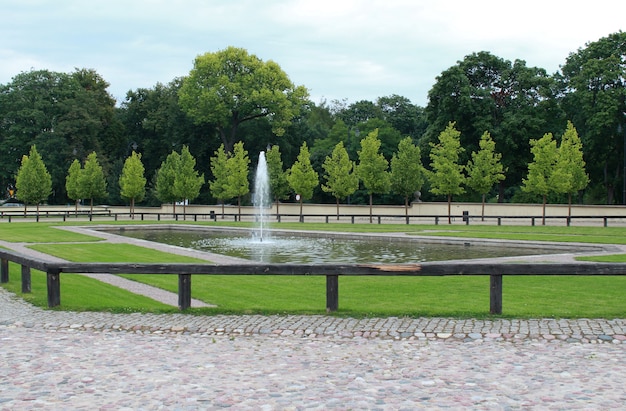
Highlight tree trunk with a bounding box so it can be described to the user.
[130,198,135,219]
[405,196,409,217]
[481,193,486,221]
[369,193,373,223]
[90,198,94,214]
[237,196,241,221]
[275,197,280,220]
[447,194,452,224]
[568,192,572,219]
[336,198,340,220]
[299,197,303,222]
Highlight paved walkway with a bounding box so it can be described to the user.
[1,225,626,409]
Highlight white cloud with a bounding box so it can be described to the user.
[1,0,625,106]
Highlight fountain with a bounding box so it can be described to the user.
[252,151,271,242]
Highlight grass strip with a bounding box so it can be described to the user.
[0,221,625,318]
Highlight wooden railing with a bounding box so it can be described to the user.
[1,209,626,227]
[2,248,626,315]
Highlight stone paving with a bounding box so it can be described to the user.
[2,287,626,410]
[1,225,626,409]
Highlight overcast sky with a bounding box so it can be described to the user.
[1,0,624,107]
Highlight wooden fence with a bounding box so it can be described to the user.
[2,209,626,227]
[2,248,626,314]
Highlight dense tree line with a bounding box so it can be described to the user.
[0,32,624,208]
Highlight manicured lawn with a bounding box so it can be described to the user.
[1,221,625,318]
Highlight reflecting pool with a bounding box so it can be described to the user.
[113,228,565,264]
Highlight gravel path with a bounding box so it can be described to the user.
[1,225,626,409]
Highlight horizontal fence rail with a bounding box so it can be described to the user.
[2,248,626,314]
[2,209,626,227]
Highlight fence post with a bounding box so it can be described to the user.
[490,274,503,315]
[21,265,31,293]
[326,275,339,312]
[47,268,61,308]
[178,274,191,310]
[1,258,8,283]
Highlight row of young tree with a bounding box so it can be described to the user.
[12,119,587,226]
[0,32,623,207]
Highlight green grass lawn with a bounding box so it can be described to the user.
[1,221,625,318]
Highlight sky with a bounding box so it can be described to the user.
[1,0,624,107]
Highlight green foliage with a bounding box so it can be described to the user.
[265,145,290,203]
[322,142,359,211]
[522,133,558,199]
[428,122,466,223]
[356,129,390,196]
[552,121,589,198]
[466,131,505,195]
[227,141,250,214]
[0,68,118,204]
[155,150,180,205]
[428,122,465,198]
[78,152,107,209]
[65,159,81,204]
[178,46,309,152]
[209,144,232,204]
[119,151,147,212]
[424,52,560,198]
[173,145,205,209]
[15,145,52,207]
[559,31,626,203]
[390,137,425,209]
[287,142,319,215]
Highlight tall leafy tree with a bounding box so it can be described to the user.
[521,133,558,225]
[209,144,233,218]
[287,142,319,221]
[390,137,425,216]
[155,150,180,213]
[226,141,250,218]
[15,145,52,215]
[552,121,589,217]
[424,52,560,200]
[265,145,290,216]
[559,31,626,204]
[178,46,309,152]
[466,131,506,220]
[120,79,210,189]
[428,122,465,224]
[0,68,119,203]
[173,145,205,215]
[78,151,107,213]
[65,159,82,212]
[377,94,427,139]
[119,151,147,217]
[356,129,390,223]
[322,142,359,219]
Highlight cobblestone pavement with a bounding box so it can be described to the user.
[2,288,626,410]
[2,225,626,409]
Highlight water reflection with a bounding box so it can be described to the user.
[117,229,559,264]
